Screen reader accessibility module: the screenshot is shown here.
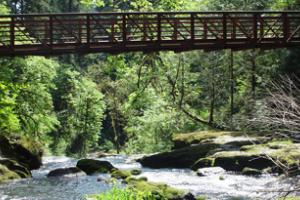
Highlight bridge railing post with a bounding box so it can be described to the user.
[191,13,195,41]
[157,13,161,42]
[283,12,290,43]
[49,15,53,46]
[10,16,15,49]
[253,13,258,43]
[223,13,227,43]
[87,14,90,46]
[122,14,127,43]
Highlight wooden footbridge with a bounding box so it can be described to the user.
[0,11,300,56]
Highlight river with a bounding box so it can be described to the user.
[0,155,296,200]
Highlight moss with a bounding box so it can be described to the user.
[172,130,260,149]
[0,159,31,178]
[76,159,116,175]
[130,169,142,176]
[126,178,185,200]
[196,197,207,200]
[125,176,148,183]
[0,164,21,183]
[111,169,131,179]
[242,140,300,167]
[138,142,219,169]
[172,131,232,148]
[192,150,274,172]
[17,137,43,158]
[278,197,300,200]
[0,135,43,170]
[242,167,262,176]
[191,157,215,170]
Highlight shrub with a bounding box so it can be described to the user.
[89,185,161,200]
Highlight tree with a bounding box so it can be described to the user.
[51,67,105,156]
[0,57,59,139]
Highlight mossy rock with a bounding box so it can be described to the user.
[110,169,131,179]
[278,197,300,200]
[0,159,31,178]
[196,197,206,200]
[172,131,260,149]
[76,159,116,175]
[172,131,232,149]
[130,169,142,176]
[191,158,215,170]
[213,151,274,171]
[0,164,21,183]
[0,135,43,170]
[241,140,300,175]
[125,176,148,183]
[47,167,85,177]
[126,177,188,200]
[138,143,219,169]
[192,151,274,172]
[242,167,262,176]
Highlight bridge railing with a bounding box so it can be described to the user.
[0,11,300,55]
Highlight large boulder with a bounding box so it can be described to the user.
[191,151,275,172]
[76,159,116,175]
[47,167,86,177]
[0,159,31,178]
[172,131,262,150]
[137,143,219,168]
[0,136,43,170]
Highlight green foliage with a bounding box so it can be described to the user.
[51,67,105,156]
[80,0,104,9]
[0,82,20,133]
[1,0,300,157]
[0,57,59,138]
[89,185,158,200]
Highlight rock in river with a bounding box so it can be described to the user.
[47,167,86,177]
[76,159,116,175]
[0,164,21,183]
[137,143,218,168]
[0,159,32,178]
[0,135,43,170]
[191,151,275,171]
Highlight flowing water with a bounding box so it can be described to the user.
[0,155,297,200]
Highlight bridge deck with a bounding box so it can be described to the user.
[0,11,300,56]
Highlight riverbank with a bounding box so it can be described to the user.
[138,131,300,176]
[0,131,299,200]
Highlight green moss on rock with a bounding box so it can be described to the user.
[0,164,21,183]
[76,159,116,175]
[191,158,215,170]
[130,169,142,176]
[192,151,274,172]
[111,169,131,179]
[172,131,232,149]
[242,140,300,166]
[0,159,31,178]
[0,135,43,170]
[126,177,186,200]
[242,167,262,176]
[138,143,219,169]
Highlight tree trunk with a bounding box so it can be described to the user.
[229,50,234,124]
[209,65,215,124]
[250,50,257,100]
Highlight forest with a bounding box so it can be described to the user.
[0,0,300,200]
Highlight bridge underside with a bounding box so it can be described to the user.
[0,12,300,56]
